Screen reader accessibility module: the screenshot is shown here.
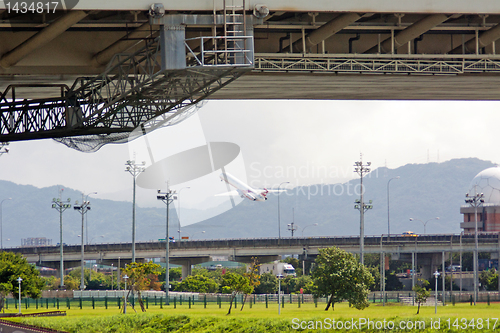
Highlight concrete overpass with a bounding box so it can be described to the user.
[3,1,500,144]
[6,233,500,278]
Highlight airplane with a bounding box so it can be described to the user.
[218,172,285,201]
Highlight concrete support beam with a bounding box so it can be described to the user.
[232,255,280,264]
[364,14,449,54]
[450,23,500,54]
[91,22,154,67]
[285,13,362,53]
[171,257,211,279]
[0,10,88,69]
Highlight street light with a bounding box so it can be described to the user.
[51,188,71,289]
[157,188,176,305]
[74,192,95,291]
[88,235,104,244]
[182,230,206,240]
[123,275,129,314]
[0,197,12,249]
[17,276,22,315]
[301,223,318,237]
[177,187,190,241]
[277,182,289,243]
[111,264,114,290]
[465,189,484,306]
[409,217,440,235]
[433,270,440,314]
[387,176,399,239]
[277,274,284,315]
[354,155,372,265]
[125,160,146,263]
[287,222,297,237]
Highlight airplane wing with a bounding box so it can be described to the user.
[215,190,240,197]
[262,189,287,193]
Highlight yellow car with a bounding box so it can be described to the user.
[402,231,418,237]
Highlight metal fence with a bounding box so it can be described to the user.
[5,291,500,311]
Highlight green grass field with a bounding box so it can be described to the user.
[4,301,500,332]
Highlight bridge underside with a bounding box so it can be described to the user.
[3,3,500,143]
[5,71,500,101]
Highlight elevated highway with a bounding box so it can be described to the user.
[3,1,500,144]
[7,233,500,278]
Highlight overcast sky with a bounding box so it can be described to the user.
[1,99,499,209]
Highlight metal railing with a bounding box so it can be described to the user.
[254,54,500,75]
[185,36,254,67]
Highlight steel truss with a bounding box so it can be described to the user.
[0,37,250,147]
[255,54,500,75]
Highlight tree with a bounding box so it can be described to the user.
[0,252,45,312]
[479,268,499,291]
[312,247,374,311]
[254,272,277,294]
[175,274,219,293]
[413,279,430,314]
[386,272,404,291]
[294,275,314,294]
[121,262,162,312]
[241,257,260,310]
[221,272,252,315]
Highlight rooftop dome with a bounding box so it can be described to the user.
[468,166,500,204]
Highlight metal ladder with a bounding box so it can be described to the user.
[211,0,248,65]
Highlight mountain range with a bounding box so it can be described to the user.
[0,158,494,247]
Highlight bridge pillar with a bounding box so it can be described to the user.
[171,257,211,279]
[419,252,447,280]
[181,261,192,279]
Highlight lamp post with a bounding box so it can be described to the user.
[118,257,121,290]
[409,217,440,235]
[354,156,372,265]
[277,274,283,315]
[88,235,104,244]
[0,197,12,249]
[287,222,297,237]
[74,192,95,291]
[125,160,146,263]
[111,264,114,290]
[465,189,484,306]
[177,187,190,241]
[301,223,318,237]
[123,275,128,314]
[17,276,22,315]
[387,176,399,239]
[51,188,71,289]
[157,188,176,305]
[182,230,206,240]
[278,182,289,243]
[433,270,440,314]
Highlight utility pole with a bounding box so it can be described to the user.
[157,187,176,305]
[51,189,71,288]
[278,182,289,243]
[465,188,484,306]
[74,192,95,291]
[125,160,145,263]
[387,176,399,239]
[354,155,372,265]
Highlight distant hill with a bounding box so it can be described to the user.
[0,158,494,247]
[182,158,495,239]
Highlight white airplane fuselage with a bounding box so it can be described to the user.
[220,173,269,201]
